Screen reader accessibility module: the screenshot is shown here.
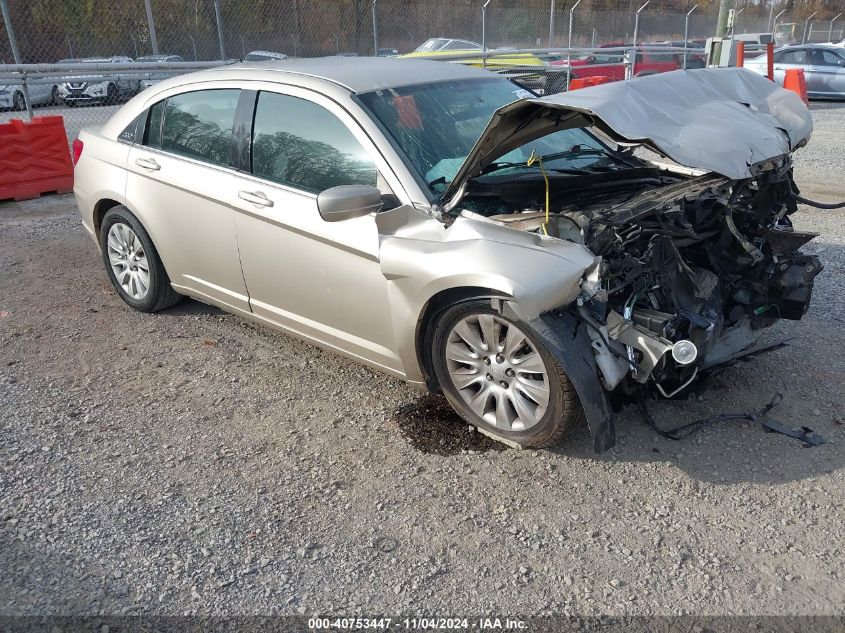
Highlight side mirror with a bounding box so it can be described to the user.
[317,185,383,222]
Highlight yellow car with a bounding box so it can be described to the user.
[401,38,554,92]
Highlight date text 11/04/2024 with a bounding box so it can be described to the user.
[308,617,528,629]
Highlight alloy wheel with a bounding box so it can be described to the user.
[106,222,150,300]
[444,313,550,432]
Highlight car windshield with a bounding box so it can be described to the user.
[415,39,449,52]
[358,77,625,196]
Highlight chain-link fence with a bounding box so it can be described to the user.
[2,0,844,143]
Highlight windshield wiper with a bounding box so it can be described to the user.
[479,161,604,177]
[541,144,638,167]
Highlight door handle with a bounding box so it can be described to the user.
[135,157,160,171]
[238,190,274,207]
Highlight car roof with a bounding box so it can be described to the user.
[247,50,286,55]
[780,43,841,50]
[204,56,497,93]
[137,54,181,60]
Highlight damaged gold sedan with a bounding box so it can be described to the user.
[73,57,821,451]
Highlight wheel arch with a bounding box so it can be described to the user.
[415,286,511,392]
[93,198,123,237]
[94,199,175,282]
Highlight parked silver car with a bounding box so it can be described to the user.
[745,43,845,99]
[72,59,820,450]
[0,56,59,109]
[137,54,185,90]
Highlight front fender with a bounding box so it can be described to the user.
[526,310,616,453]
[376,205,597,383]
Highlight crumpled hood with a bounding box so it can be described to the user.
[442,67,812,205]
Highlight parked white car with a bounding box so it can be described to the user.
[57,56,140,105]
[0,73,58,110]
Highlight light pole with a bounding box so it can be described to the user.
[734,6,745,35]
[481,0,493,67]
[773,8,786,42]
[803,11,817,44]
[566,0,583,90]
[830,13,843,43]
[632,1,650,47]
[0,0,32,117]
[683,4,698,69]
[548,0,555,47]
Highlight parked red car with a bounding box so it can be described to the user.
[550,41,705,85]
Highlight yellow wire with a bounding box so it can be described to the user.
[526,148,550,235]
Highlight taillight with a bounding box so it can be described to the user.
[72,138,84,166]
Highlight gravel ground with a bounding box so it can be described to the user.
[1,103,844,619]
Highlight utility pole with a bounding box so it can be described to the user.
[213,0,226,60]
[144,0,159,55]
[713,0,735,63]
[715,0,734,40]
[372,0,378,55]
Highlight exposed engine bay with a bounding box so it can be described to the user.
[448,159,822,399]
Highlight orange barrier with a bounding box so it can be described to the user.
[736,41,745,67]
[0,116,73,202]
[783,68,809,105]
[569,76,611,90]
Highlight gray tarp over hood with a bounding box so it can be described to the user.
[442,67,813,205]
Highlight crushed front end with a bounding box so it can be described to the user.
[433,68,821,451]
[572,161,821,401]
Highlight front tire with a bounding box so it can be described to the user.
[105,83,118,105]
[12,91,25,111]
[430,301,582,448]
[100,206,182,313]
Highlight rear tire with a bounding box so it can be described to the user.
[100,206,182,313]
[12,91,25,111]
[430,301,583,449]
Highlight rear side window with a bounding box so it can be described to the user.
[153,89,240,166]
[118,114,143,143]
[251,91,377,192]
[145,100,164,147]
